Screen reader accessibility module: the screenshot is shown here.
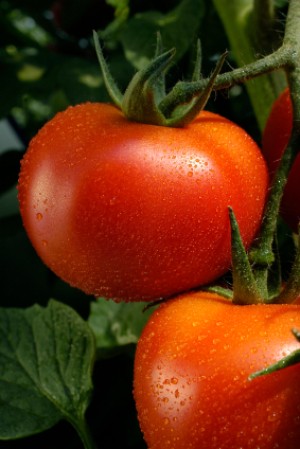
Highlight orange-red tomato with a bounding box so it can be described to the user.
[134,291,300,449]
[18,103,268,301]
[262,88,300,232]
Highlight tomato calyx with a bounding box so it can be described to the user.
[227,206,300,306]
[93,30,227,127]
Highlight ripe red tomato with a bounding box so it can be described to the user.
[262,88,300,232]
[134,291,300,448]
[18,103,268,301]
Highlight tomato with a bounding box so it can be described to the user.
[262,88,300,232]
[18,103,268,301]
[134,291,300,448]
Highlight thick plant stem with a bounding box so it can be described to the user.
[252,0,279,54]
[209,0,286,130]
[160,47,290,120]
[72,417,98,449]
[249,0,300,301]
[160,0,287,129]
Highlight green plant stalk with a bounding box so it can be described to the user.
[252,0,276,53]
[160,47,289,119]
[70,415,98,449]
[212,0,286,131]
[248,0,300,300]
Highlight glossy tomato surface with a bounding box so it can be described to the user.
[134,291,300,449]
[262,88,300,232]
[18,103,268,301]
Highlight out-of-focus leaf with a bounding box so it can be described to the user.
[0,300,95,440]
[57,57,110,104]
[101,0,130,38]
[119,0,205,69]
[0,45,111,137]
[88,298,155,358]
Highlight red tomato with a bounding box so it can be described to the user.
[134,291,300,448]
[18,103,268,301]
[262,88,300,232]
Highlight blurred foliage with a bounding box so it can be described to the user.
[0,1,293,449]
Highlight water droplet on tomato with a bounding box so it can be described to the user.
[267,412,279,422]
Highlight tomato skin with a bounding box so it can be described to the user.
[134,291,300,449]
[18,103,268,301]
[262,88,300,232]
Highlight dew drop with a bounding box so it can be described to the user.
[267,412,279,422]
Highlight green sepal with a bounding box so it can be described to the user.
[191,40,202,82]
[153,32,166,101]
[93,31,227,127]
[229,207,262,305]
[203,285,233,300]
[122,48,176,125]
[249,328,300,380]
[93,30,123,108]
[166,51,227,127]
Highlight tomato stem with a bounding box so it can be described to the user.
[70,415,99,449]
[247,0,300,303]
[160,46,290,120]
[252,0,277,55]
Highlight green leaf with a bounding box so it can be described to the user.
[0,300,95,441]
[101,0,130,38]
[119,0,205,69]
[212,0,286,131]
[88,298,155,358]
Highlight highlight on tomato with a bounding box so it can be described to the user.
[17,37,268,302]
[134,291,300,449]
[262,87,300,232]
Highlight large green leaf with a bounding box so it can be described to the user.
[88,298,155,358]
[119,0,205,69]
[0,300,95,440]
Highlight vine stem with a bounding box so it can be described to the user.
[160,45,291,119]
[248,0,300,299]
[70,415,99,449]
